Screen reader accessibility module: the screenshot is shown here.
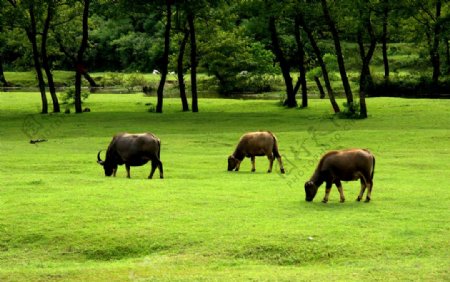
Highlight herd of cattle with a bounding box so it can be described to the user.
[97,131,376,203]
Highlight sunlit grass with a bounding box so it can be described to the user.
[0,93,449,281]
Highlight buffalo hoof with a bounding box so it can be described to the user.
[356,197,362,202]
[340,198,345,203]
[365,197,371,203]
[322,199,328,204]
[280,168,285,174]
[267,170,272,173]
[251,168,256,172]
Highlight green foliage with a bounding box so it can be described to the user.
[124,72,148,91]
[202,30,277,94]
[0,94,449,280]
[59,86,90,105]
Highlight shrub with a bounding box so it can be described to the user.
[59,86,90,105]
[125,72,147,92]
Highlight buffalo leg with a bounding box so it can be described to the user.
[267,154,274,173]
[365,180,373,202]
[149,161,158,179]
[335,180,345,203]
[113,168,117,177]
[322,182,332,203]
[158,161,164,179]
[277,156,285,174]
[125,165,131,178]
[357,179,367,201]
[251,156,256,172]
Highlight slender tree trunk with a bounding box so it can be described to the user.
[187,13,198,112]
[431,0,441,89]
[27,5,48,114]
[357,8,376,119]
[321,0,353,109]
[381,0,389,79]
[54,33,98,88]
[74,0,90,113]
[41,2,60,113]
[177,28,190,111]
[294,15,307,108]
[83,71,98,87]
[156,2,172,113]
[314,76,326,99]
[0,55,7,86]
[269,16,297,108]
[298,12,340,113]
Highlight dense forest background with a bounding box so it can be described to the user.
[1,0,449,115]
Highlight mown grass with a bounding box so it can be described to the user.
[0,93,449,281]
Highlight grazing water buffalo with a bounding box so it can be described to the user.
[228,131,285,174]
[304,149,375,203]
[97,132,163,179]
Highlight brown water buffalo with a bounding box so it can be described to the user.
[228,131,285,174]
[304,149,375,203]
[97,132,163,179]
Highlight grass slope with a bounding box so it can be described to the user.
[0,93,449,281]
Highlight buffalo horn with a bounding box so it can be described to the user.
[97,150,105,165]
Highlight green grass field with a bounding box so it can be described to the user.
[0,93,449,281]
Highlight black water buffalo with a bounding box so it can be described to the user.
[97,132,163,179]
[304,149,375,203]
[228,131,285,174]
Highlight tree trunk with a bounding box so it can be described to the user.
[83,71,98,88]
[298,12,340,113]
[27,5,48,114]
[381,0,389,79]
[314,76,326,99]
[431,0,441,89]
[41,2,60,113]
[268,16,297,108]
[54,32,98,88]
[357,8,376,119]
[294,15,307,108]
[0,55,7,86]
[187,12,198,112]
[74,0,90,113]
[177,28,189,112]
[156,2,172,113]
[321,0,353,109]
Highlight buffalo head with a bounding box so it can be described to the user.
[228,155,238,171]
[97,150,116,177]
[304,181,318,202]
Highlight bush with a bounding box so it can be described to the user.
[60,86,90,105]
[125,72,147,91]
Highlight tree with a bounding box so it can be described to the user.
[74,0,90,113]
[156,0,173,113]
[356,1,377,118]
[41,0,60,113]
[321,0,354,111]
[297,10,340,113]
[176,26,190,111]
[269,15,298,107]
[187,11,198,112]
[381,0,390,79]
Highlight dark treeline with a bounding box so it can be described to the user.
[0,0,449,116]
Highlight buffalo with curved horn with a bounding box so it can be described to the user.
[97,132,163,179]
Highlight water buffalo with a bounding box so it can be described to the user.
[228,131,285,174]
[304,149,375,203]
[97,132,163,179]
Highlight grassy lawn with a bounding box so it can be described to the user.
[0,93,449,281]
